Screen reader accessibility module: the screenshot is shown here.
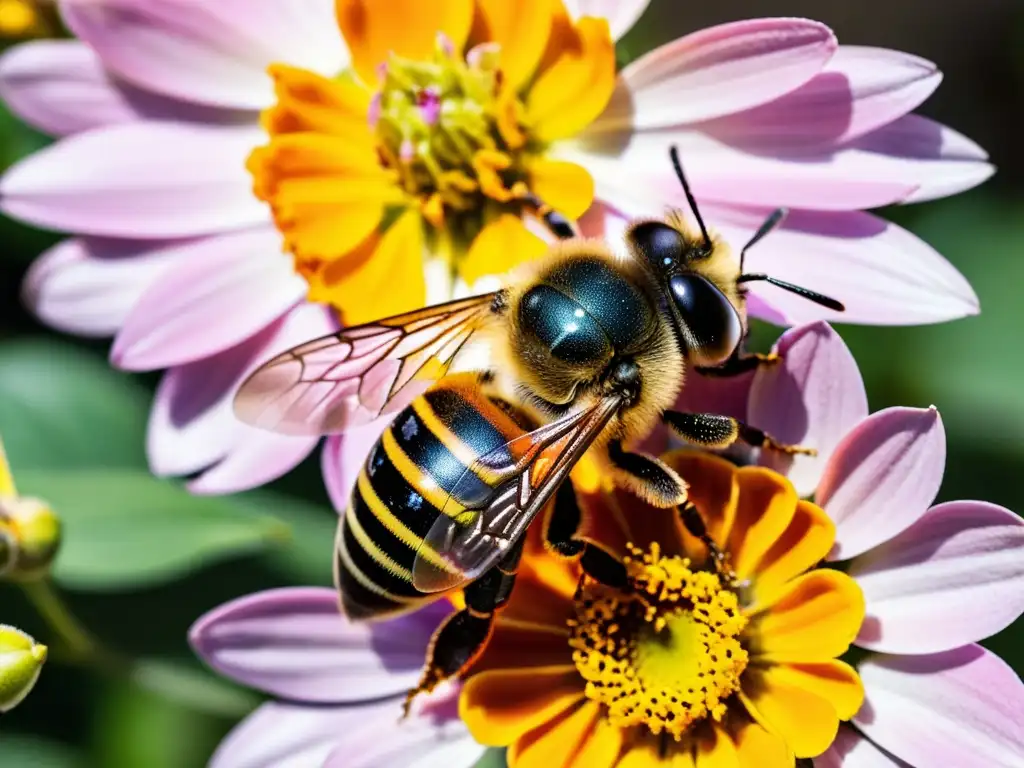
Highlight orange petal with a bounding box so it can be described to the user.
[727,468,798,580]
[528,157,595,220]
[0,437,15,496]
[731,720,791,768]
[567,715,626,768]
[336,0,474,86]
[750,500,835,608]
[509,701,604,768]
[313,209,426,325]
[460,214,549,286]
[696,724,739,768]
[472,620,571,674]
[660,451,739,560]
[767,660,864,721]
[741,666,842,758]
[501,558,579,627]
[752,570,865,662]
[462,665,584,747]
[527,17,616,142]
[263,65,372,141]
[574,479,633,560]
[472,0,555,90]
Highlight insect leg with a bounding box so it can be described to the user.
[663,411,816,456]
[403,538,525,715]
[545,479,630,590]
[606,439,689,507]
[677,502,734,580]
[521,193,577,240]
[695,349,779,378]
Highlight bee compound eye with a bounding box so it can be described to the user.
[668,274,742,367]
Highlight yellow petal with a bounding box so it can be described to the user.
[510,700,602,768]
[731,721,791,768]
[741,667,842,758]
[313,209,426,325]
[472,0,555,90]
[750,500,835,608]
[0,437,15,496]
[567,714,625,768]
[460,214,548,286]
[696,725,739,768]
[613,737,663,768]
[727,468,798,581]
[462,665,584,746]
[527,17,616,142]
[473,620,571,674]
[752,570,865,662]
[529,157,595,220]
[263,65,371,141]
[336,0,474,86]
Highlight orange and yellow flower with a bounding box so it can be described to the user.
[249,0,614,323]
[460,452,865,767]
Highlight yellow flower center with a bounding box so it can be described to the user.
[0,0,38,36]
[568,543,749,740]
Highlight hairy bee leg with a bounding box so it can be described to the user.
[695,350,779,378]
[607,439,689,508]
[663,411,816,457]
[521,193,577,240]
[403,540,524,716]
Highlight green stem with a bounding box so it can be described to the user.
[20,578,100,663]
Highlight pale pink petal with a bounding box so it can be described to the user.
[187,429,318,495]
[818,406,946,561]
[0,122,267,238]
[62,0,347,110]
[562,0,649,41]
[190,587,451,703]
[748,322,868,496]
[210,700,395,768]
[851,501,1024,654]
[704,46,941,150]
[816,725,911,768]
[856,646,1024,768]
[147,303,336,486]
[22,237,178,337]
[0,39,243,136]
[322,417,393,513]
[708,206,978,326]
[589,18,836,132]
[110,227,304,370]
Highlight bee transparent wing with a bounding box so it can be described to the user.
[412,395,624,593]
[233,293,497,435]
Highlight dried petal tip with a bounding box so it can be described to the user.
[0,495,61,580]
[0,624,46,712]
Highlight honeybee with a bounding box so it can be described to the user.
[234,147,844,703]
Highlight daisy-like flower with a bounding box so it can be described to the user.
[0,0,990,495]
[460,452,865,765]
[189,590,484,768]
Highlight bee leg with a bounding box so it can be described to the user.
[606,439,689,507]
[663,411,816,457]
[521,193,578,240]
[695,350,779,378]
[403,539,524,716]
[677,502,736,582]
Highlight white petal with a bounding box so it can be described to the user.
[815,725,912,768]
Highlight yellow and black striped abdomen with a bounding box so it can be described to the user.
[335,374,527,620]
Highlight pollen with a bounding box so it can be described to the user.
[567,543,749,740]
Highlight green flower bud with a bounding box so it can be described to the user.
[0,495,61,580]
[0,624,46,712]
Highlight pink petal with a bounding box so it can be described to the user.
[708,205,978,326]
[110,227,304,370]
[591,18,836,131]
[62,0,347,110]
[23,237,178,337]
[856,646,1024,767]
[210,700,395,768]
[851,501,1024,654]
[321,418,393,513]
[189,587,451,703]
[704,45,941,151]
[0,40,241,137]
[819,406,946,561]
[816,725,912,767]
[562,0,649,41]
[187,429,319,495]
[0,122,267,238]
[748,321,868,496]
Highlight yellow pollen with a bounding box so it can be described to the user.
[568,543,749,740]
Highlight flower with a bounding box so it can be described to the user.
[729,322,1024,765]
[0,0,55,39]
[0,624,47,712]
[189,588,485,768]
[459,452,866,766]
[0,436,61,580]
[0,1,991,495]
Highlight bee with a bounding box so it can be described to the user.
[234,147,844,704]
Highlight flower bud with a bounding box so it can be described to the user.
[0,495,61,580]
[0,624,46,712]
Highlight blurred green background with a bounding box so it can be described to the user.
[1,1,1022,766]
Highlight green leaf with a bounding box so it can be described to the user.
[0,735,84,768]
[14,468,290,591]
[0,339,150,471]
[129,658,260,719]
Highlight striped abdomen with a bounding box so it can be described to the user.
[335,374,527,620]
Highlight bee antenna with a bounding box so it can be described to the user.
[669,145,712,252]
[740,207,788,273]
[736,274,846,312]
